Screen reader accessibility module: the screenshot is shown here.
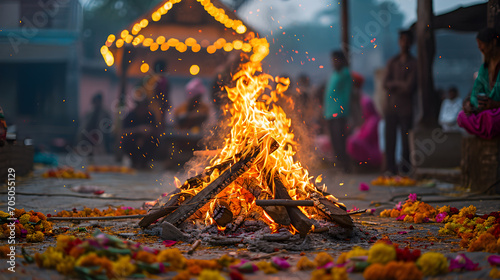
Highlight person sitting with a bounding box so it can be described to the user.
[439,86,463,132]
[174,78,210,132]
[458,28,500,139]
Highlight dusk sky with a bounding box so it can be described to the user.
[238,0,488,31]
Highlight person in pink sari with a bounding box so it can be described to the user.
[347,74,383,166]
[457,28,500,139]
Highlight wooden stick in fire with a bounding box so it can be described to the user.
[164,138,280,227]
[273,176,314,238]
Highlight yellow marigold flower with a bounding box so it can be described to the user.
[403,215,414,223]
[368,243,396,264]
[314,252,334,267]
[56,235,75,252]
[459,205,476,217]
[41,220,52,231]
[416,252,448,276]
[26,231,44,242]
[437,205,450,213]
[330,266,348,280]
[491,267,500,279]
[256,261,278,274]
[56,256,75,276]
[41,247,64,268]
[485,216,496,227]
[0,211,9,218]
[337,246,368,264]
[296,256,316,270]
[19,214,30,225]
[379,209,391,217]
[157,248,186,270]
[311,269,332,280]
[197,269,225,280]
[112,255,136,277]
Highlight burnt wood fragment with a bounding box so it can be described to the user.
[139,188,183,228]
[312,194,354,229]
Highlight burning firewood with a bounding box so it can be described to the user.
[273,177,314,238]
[260,205,291,226]
[163,138,279,227]
[139,188,183,228]
[311,194,354,229]
[213,201,233,228]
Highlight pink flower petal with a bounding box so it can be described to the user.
[488,255,500,266]
[163,240,177,247]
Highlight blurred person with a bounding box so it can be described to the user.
[144,60,171,128]
[438,86,462,132]
[121,90,158,169]
[79,92,112,156]
[383,30,417,175]
[349,72,364,129]
[458,28,500,139]
[323,50,352,173]
[174,78,210,132]
[347,95,383,167]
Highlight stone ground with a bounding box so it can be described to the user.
[1,154,500,279]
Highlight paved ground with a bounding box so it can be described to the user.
[1,154,500,279]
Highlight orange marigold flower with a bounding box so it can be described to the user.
[363,263,386,280]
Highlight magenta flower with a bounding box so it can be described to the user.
[488,255,500,266]
[435,212,448,223]
[408,193,417,202]
[230,260,258,273]
[449,254,479,271]
[271,257,290,270]
[396,214,407,221]
[359,182,370,191]
[162,240,177,247]
[317,261,335,270]
[395,201,403,211]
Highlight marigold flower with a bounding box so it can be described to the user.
[26,231,44,242]
[368,243,396,264]
[314,252,334,267]
[416,252,448,276]
[311,269,332,280]
[363,263,386,280]
[256,261,278,274]
[198,269,225,280]
[491,267,500,279]
[157,248,186,270]
[112,255,136,277]
[337,246,368,264]
[296,256,315,270]
[330,266,348,280]
[56,256,75,276]
[135,250,157,264]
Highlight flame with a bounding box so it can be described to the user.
[174,177,182,189]
[262,210,279,233]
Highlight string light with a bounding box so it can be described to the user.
[100,0,268,71]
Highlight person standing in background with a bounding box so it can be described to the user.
[323,50,352,173]
[383,30,418,175]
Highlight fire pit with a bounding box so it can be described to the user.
[139,58,360,249]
